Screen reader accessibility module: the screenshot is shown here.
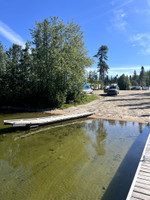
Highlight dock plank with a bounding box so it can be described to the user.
[134,186,150,196]
[136,178,150,186]
[3,112,94,128]
[135,182,150,191]
[138,174,150,182]
[126,133,150,200]
[132,191,150,200]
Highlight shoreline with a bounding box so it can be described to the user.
[1,90,150,125]
[61,90,150,125]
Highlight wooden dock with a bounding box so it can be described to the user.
[4,112,94,128]
[126,133,150,200]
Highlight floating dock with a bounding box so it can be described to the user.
[126,133,150,200]
[4,112,94,128]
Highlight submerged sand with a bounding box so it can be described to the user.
[50,90,150,124]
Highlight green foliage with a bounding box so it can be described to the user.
[86,67,150,90]
[139,66,146,87]
[118,74,131,90]
[94,45,109,84]
[131,80,138,86]
[87,70,99,89]
[0,17,93,109]
[145,71,150,86]
[60,94,99,109]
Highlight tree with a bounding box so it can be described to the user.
[4,44,22,105]
[139,66,145,87]
[118,74,131,90]
[0,17,94,109]
[0,42,6,76]
[87,70,99,89]
[145,71,150,86]
[94,45,109,85]
[0,42,7,105]
[19,41,33,104]
[30,17,93,107]
[131,70,139,86]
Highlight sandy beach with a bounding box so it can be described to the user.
[49,90,150,124]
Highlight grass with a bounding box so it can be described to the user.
[60,94,99,109]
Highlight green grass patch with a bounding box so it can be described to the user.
[60,94,99,109]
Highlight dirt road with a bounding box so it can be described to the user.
[63,90,150,124]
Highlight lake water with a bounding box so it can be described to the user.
[0,113,149,200]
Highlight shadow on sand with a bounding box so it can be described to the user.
[101,127,149,200]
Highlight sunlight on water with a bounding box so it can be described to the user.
[0,114,149,200]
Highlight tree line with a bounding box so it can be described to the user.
[91,45,150,90]
[0,17,93,109]
[87,66,150,90]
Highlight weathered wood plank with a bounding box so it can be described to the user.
[140,164,150,168]
[131,197,140,200]
[134,186,150,196]
[140,168,150,174]
[138,174,150,181]
[140,165,150,172]
[141,163,150,168]
[139,172,150,178]
[132,191,150,200]
[137,178,150,186]
[141,162,150,165]
[135,182,150,191]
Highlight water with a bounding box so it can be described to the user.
[0,113,149,200]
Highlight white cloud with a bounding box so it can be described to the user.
[117,0,134,9]
[83,0,134,25]
[0,21,25,47]
[132,44,136,47]
[111,1,115,6]
[130,33,150,55]
[133,1,150,15]
[131,33,150,41]
[121,13,126,17]
[111,9,127,31]
[135,8,150,15]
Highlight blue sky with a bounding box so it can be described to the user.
[0,0,150,76]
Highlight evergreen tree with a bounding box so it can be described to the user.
[145,71,150,86]
[118,74,131,90]
[0,42,7,105]
[4,44,22,105]
[139,66,145,87]
[30,17,93,107]
[131,70,139,86]
[19,41,33,105]
[0,17,93,109]
[94,45,109,84]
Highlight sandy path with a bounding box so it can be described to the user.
[62,90,150,124]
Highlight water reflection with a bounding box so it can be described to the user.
[104,119,128,128]
[139,123,143,133]
[107,120,117,126]
[86,120,107,156]
[119,120,127,127]
[0,117,148,200]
